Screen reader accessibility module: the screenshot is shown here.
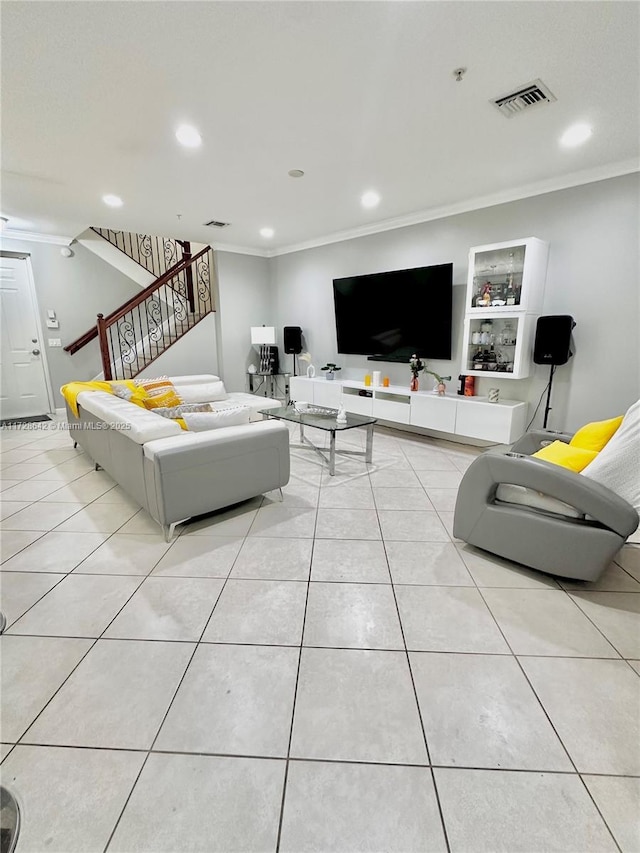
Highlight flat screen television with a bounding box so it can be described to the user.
[332,263,453,361]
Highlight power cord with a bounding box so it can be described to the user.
[525,378,551,432]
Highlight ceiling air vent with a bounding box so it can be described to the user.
[203,220,230,228]
[492,79,557,118]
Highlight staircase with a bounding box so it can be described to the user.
[65,230,215,380]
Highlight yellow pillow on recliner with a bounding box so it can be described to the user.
[569,415,623,452]
[532,440,598,472]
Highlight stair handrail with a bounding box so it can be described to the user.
[64,246,210,355]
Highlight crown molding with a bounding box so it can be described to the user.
[0,229,74,246]
[270,158,640,258]
[211,242,270,258]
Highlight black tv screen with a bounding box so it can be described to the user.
[332,263,453,360]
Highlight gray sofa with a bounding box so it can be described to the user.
[67,375,290,540]
[453,429,639,582]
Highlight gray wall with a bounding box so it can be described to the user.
[271,174,640,431]
[1,239,140,406]
[214,251,273,392]
[136,314,218,380]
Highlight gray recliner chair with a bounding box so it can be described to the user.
[453,429,639,582]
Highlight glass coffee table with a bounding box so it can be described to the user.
[260,404,376,476]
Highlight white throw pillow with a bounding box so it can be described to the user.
[177,380,228,403]
[581,399,640,514]
[182,406,251,431]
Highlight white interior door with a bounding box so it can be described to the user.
[0,257,51,420]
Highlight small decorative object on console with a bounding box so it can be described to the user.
[409,354,423,391]
[298,351,315,378]
[321,363,341,380]
[409,354,451,394]
[336,404,347,424]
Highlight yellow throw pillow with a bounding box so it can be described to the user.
[136,378,172,395]
[143,389,182,410]
[532,440,598,472]
[569,415,624,452]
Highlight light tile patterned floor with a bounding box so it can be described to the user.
[1,419,639,852]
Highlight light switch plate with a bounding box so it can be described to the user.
[46,319,59,329]
[48,338,62,347]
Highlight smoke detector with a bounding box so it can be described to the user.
[492,79,557,118]
[203,220,230,228]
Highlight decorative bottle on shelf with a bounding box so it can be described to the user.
[482,282,492,307]
[507,252,517,305]
[486,345,498,371]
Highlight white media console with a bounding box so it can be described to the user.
[289,376,527,444]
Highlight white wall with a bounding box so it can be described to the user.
[135,314,218,381]
[271,174,640,431]
[214,251,273,392]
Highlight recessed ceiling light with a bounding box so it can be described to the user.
[176,124,202,148]
[102,194,123,208]
[288,169,305,178]
[560,123,592,148]
[361,190,381,209]
[260,227,275,239]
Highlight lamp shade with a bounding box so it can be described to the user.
[250,326,276,345]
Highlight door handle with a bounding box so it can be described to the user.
[32,349,41,356]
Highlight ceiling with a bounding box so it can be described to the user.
[2,1,638,254]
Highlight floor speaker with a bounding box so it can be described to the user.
[284,326,302,354]
[533,315,575,365]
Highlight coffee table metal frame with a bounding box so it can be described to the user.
[259,405,376,476]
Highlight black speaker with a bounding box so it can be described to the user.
[533,315,576,365]
[283,326,302,354]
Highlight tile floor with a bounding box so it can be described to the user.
[1,418,639,852]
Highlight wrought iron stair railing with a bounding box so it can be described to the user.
[91,227,193,282]
[65,245,215,380]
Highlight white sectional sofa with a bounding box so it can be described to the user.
[67,375,290,539]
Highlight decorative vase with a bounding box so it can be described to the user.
[326,372,334,381]
[306,364,315,378]
[437,382,446,396]
[410,375,419,392]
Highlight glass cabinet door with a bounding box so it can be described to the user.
[462,314,534,379]
[470,244,526,310]
[466,238,548,315]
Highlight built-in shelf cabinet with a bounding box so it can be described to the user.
[289,377,527,444]
[462,237,549,380]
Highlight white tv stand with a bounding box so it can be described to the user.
[289,377,527,444]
